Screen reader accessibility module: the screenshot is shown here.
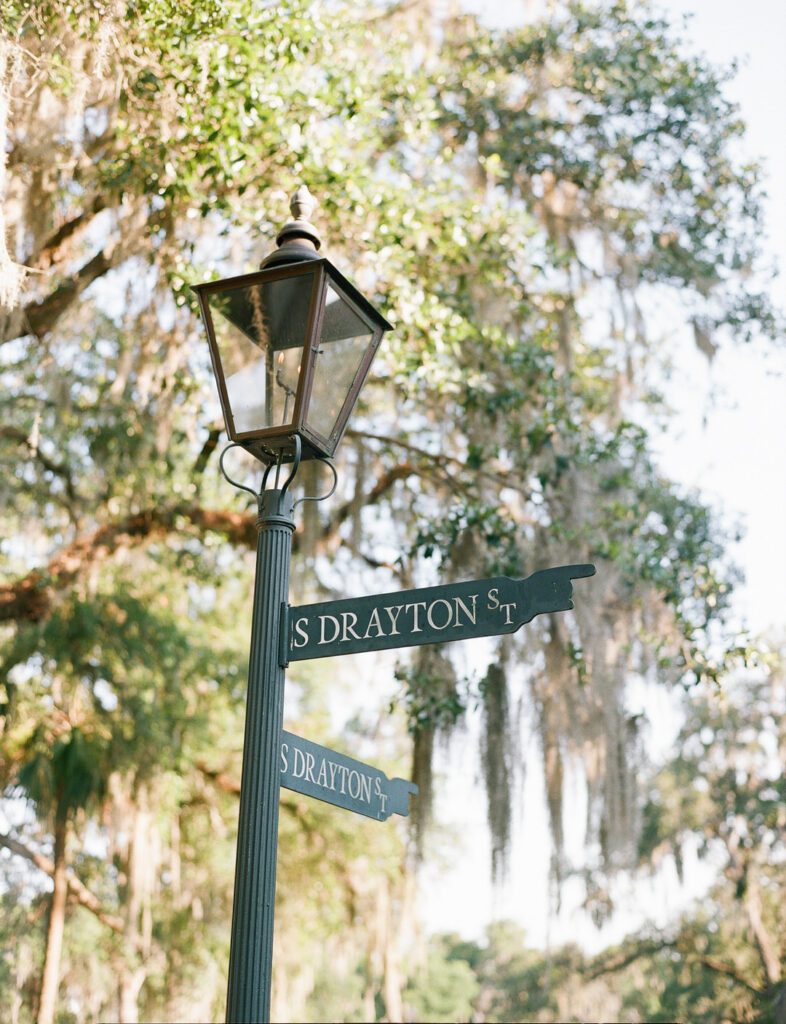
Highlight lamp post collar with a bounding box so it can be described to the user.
[257,488,296,529]
[261,185,322,268]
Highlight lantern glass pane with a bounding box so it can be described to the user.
[207,273,314,433]
[307,283,374,439]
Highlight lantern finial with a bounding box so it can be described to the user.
[289,184,316,223]
[261,184,322,267]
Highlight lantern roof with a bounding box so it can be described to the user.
[191,257,392,336]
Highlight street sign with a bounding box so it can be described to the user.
[286,563,595,663]
[280,731,417,821]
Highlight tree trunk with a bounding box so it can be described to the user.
[383,938,403,1024]
[118,965,146,1024]
[37,811,68,1024]
[117,781,152,1024]
[745,869,782,987]
[744,867,785,1023]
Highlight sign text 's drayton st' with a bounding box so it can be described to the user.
[280,731,417,821]
[286,564,595,662]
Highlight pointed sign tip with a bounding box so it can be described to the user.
[568,563,596,579]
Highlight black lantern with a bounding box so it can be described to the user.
[192,187,392,464]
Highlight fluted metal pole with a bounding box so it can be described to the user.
[226,487,295,1024]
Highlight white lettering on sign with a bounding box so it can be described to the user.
[404,601,427,632]
[426,598,452,630]
[385,604,403,635]
[360,774,372,803]
[500,601,517,624]
[293,618,309,648]
[319,615,340,644]
[341,612,362,642]
[454,594,477,626]
[280,738,394,820]
[364,607,385,639]
[293,588,513,653]
[375,778,388,816]
[287,563,596,666]
[348,770,360,799]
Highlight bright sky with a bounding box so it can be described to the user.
[421,0,786,951]
[649,0,786,639]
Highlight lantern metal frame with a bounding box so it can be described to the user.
[192,257,392,465]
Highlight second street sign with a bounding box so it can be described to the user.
[286,563,595,662]
[280,731,417,821]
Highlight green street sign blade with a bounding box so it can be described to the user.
[286,563,595,662]
[280,731,418,821]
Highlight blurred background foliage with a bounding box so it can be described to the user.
[0,0,783,1020]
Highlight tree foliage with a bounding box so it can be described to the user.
[413,671,786,1024]
[0,0,779,1019]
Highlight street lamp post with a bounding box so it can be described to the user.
[192,188,392,1024]
[192,188,596,1024]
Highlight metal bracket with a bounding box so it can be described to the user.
[219,443,259,498]
[279,602,290,669]
[294,458,338,509]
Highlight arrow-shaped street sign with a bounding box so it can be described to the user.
[285,563,595,663]
[280,731,417,821]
